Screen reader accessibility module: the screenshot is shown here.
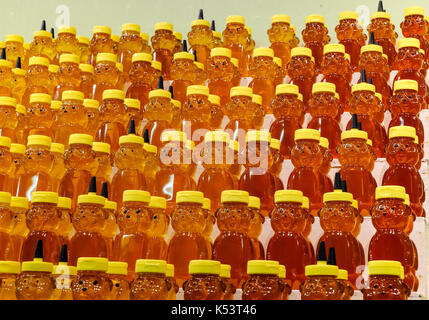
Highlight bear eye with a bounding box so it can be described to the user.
[93,280,98,285]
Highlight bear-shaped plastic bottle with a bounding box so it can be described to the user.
[302,196,316,263]
[270,84,303,158]
[144,196,169,261]
[201,197,214,249]
[49,143,65,194]
[337,269,354,300]
[316,179,365,289]
[269,138,285,192]
[307,82,341,157]
[0,136,12,193]
[206,48,234,106]
[211,21,223,48]
[167,191,210,286]
[208,94,224,130]
[83,99,100,137]
[79,64,94,99]
[320,44,352,113]
[188,11,214,68]
[92,53,120,103]
[242,260,283,300]
[273,57,285,87]
[248,196,265,260]
[249,94,264,130]
[28,24,56,63]
[223,15,249,76]
[54,26,80,63]
[383,126,425,217]
[111,34,120,55]
[287,129,323,215]
[71,257,111,300]
[362,260,410,300]
[230,57,242,87]
[0,260,20,300]
[26,93,53,138]
[130,259,169,300]
[368,186,418,291]
[10,144,24,194]
[113,190,151,280]
[393,38,429,103]
[139,32,151,54]
[239,131,277,216]
[302,15,330,72]
[126,53,154,109]
[220,264,236,300]
[173,31,183,57]
[100,183,117,259]
[228,140,242,188]
[244,26,255,73]
[267,15,294,72]
[111,121,146,208]
[338,121,376,216]
[51,244,76,300]
[197,131,235,212]
[248,48,276,110]
[151,22,176,80]
[287,47,315,104]
[0,49,12,98]
[212,190,252,287]
[224,86,254,142]
[9,196,28,260]
[53,54,81,101]
[0,97,18,142]
[47,64,59,97]
[15,105,27,145]
[92,142,112,194]
[142,140,159,195]
[318,138,334,195]
[389,80,426,150]
[183,260,224,300]
[107,261,130,300]
[116,62,125,91]
[56,197,72,247]
[0,191,13,261]
[118,23,142,83]
[77,36,90,64]
[22,57,50,107]
[4,34,24,67]
[16,240,54,300]
[88,26,114,66]
[12,58,26,105]
[267,190,312,289]
[367,3,398,66]
[21,192,61,263]
[335,11,367,71]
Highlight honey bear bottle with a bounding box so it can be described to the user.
[92,142,112,193]
[273,57,285,87]
[54,26,80,63]
[201,197,214,250]
[28,24,56,63]
[368,186,418,291]
[393,38,429,102]
[53,54,81,100]
[335,11,367,71]
[56,197,72,247]
[16,240,54,300]
[118,23,143,82]
[51,244,76,300]
[287,47,316,104]
[287,129,323,215]
[10,144,26,195]
[223,15,249,75]
[48,64,59,97]
[71,257,111,300]
[21,192,61,263]
[318,138,334,195]
[92,53,120,103]
[140,32,151,54]
[225,86,254,141]
[0,49,13,98]
[4,34,24,67]
[15,105,27,145]
[337,269,354,300]
[0,260,20,300]
[267,190,312,289]
[250,94,264,130]
[320,44,352,111]
[228,140,242,188]
[270,84,303,158]
[107,261,130,300]
[269,138,284,191]
[307,82,341,157]
[79,64,94,99]
[302,15,330,72]
[49,143,65,193]
[239,131,277,216]
[167,191,210,286]
[130,259,169,300]
[22,57,50,107]
[145,196,169,261]
[389,80,426,147]
[0,191,13,261]
[197,131,234,212]
[242,260,283,300]
[113,190,151,280]
[208,94,224,130]
[317,181,365,288]
[383,126,424,217]
[211,21,223,48]
[142,141,159,195]
[12,58,27,104]
[88,26,114,66]
[142,81,174,148]
[126,53,154,108]
[184,260,224,300]
[111,121,146,208]
[362,260,410,300]
[100,183,117,259]
[0,136,12,193]
[248,48,276,109]
[301,196,316,263]
[0,97,18,142]
[15,135,53,198]
[206,48,234,106]
[220,264,236,300]
[247,196,265,260]
[188,10,214,68]
[212,190,252,287]
[83,99,100,137]
[151,22,176,80]
[26,93,53,138]
[9,196,29,261]
[300,245,344,300]
[171,41,197,105]
[267,15,294,71]
[338,119,376,216]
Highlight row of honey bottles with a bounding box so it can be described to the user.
[0,239,410,300]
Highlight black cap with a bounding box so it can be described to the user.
[360,69,367,83]
[334,172,343,191]
[317,241,327,262]
[143,129,150,144]
[15,57,22,69]
[34,240,43,259]
[211,20,216,31]
[327,247,337,266]
[88,176,97,194]
[358,122,363,131]
[157,76,164,90]
[128,119,136,135]
[377,0,385,12]
[198,9,204,20]
[369,32,376,45]
[0,48,6,60]
[101,183,108,199]
[193,49,198,62]
[351,114,359,130]
[168,86,174,99]
[182,40,188,53]
[368,78,373,85]
[41,20,47,31]
[341,180,348,193]
[51,27,55,39]
[59,244,68,263]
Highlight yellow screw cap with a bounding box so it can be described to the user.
[30,93,51,104]
[319,137,329,149]
[305,264,339,277]
[123,190,151,204]
[59,53,80,65]
[0,192,11,204]
[339,11,358,21]
[52,263,77,276]
[62,90,84,102]
[0,96,17,107]
[389,126,417,140]
[230,86,253,98]
[272,14,291,24]
[275,190,303,204]
[270,138,281,151]
[166,264,175,277]
[16,104,26,115]
[33,31,52,39]
[253,48,274,59]
[361,44,384,54]
[132,53,152,63]
[0,261,20,274]
[302,196,310,210]
[371,12,391,21]
[50,143,64,155]
[211,47,232,58]
[306,14,325,24]
[393,79,418,93]
[77,36,89,45]
[10,143,26,155]
[273,57,282,67]
[143,143,158,154]
[187,85,210,97]
[246,130,271,143]
[149,89,171,100]
[220,264,231,278]
[312,82,336,94]
[176,191,204,205]
[229,140,240,152]
[404,194,411,207]
[135,259,167,274]
[295,129,321,142]
[352,200,358,209]
[351,83,376,94]
[77,257,108,272]
[173,32,182,41]
[208,94,221,106]
[154,22,174,32]
[248,196,261,210]
[5,34,24,43]
[398,38,420,50]
[226,15,245,25]
[0,136,11,148]
[122,23,140,33]
[119,133,144,146]
[58,197,72,210]
[96,53,117,64]
[189,260,221,275]
[124,99,141,110]
[102,89,125,101]
[149,196,167,210]
[231,57,239,67]
[107,262,128,275]
[404,7,424,17]
[58,26,77,35]
[22,258,53,273]
[50,101,62,111]
[161,130,187,143]
[92,142,111,154]
[151,61,162,71]
[31,191,58,204]
[291,47,313,58]
[276,84,299,96]
[12,68,26,76]
[68,134,93,146]
[48,65,59,74]
[341,129,368,142]
[173,52,194,61]
[323,44,345,55]
[77,194,106,206]
[202,198,211,211]
[93,26,112,35]
[338,269,348,280]
[79,64,94,74]
[323,192,354,203]
[252,94,262,105]
[104,200,117,211]
[27,135,52,147]
[247,260,280,275]
[221,190,249,204]
[368,260,402,277]
[375,186,406,201]
[191,20,211,28]
[83,99,99,110]
[205,131,230,144]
